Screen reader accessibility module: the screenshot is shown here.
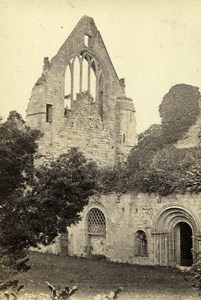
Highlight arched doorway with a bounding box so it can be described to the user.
[153,206,198,266]
[174,222,193,266]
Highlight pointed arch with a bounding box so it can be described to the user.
[64,50,106,118]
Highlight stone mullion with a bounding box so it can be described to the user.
[95,69,100,103]
[88,59,91,94]
[80,59,83,93]
[95,75,98,103]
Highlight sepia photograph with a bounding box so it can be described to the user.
[0,0,201,299]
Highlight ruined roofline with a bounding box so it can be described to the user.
[26,15,137,167]
[50,15,97,63]
[96,29,126,95]
[49,15,126,96]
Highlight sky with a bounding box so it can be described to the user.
[0,0,201,133]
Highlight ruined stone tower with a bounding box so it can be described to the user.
[26,16,136,166]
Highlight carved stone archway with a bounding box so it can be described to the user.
[152,206,199,266]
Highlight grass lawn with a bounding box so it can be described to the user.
[16,252,199,300]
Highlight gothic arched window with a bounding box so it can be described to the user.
[64,51,104,118]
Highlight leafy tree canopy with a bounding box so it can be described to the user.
[159,84,200,143]
[28,148,98,244]
[0,111,40,202]
[0,111,41,281]
[0,122,97,281]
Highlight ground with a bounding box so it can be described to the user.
[8,252,198,300]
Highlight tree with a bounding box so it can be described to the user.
[0,111,41,281]
[0,115,98,283]
[124,84,201,195]
[127,124,165,171]
[27,148,98,245]
[126,124,165,192]
[140,146,188,196]
[159,84,200,143]
[96,164,128,194]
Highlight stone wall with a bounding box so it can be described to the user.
[26,16,136,166]
[68,193,201,266]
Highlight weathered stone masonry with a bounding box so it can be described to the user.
[68,193,201,266]
[27,16,201,267]
[26,16,136,166]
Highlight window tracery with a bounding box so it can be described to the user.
[64,51,104,117]
[87,208,106,235]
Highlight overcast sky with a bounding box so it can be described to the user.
[0,0,201,133]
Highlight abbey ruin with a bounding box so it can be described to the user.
[26,16,136,167]
[27,16,201,267]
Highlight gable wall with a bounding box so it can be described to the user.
[26,16,136,166]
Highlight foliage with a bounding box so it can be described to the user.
[0,111,40,201]
[125,124,168,195]
[96,164,128,194]
[28,148,97,244]
[148,146,201,195]
[0,121,97,281]
[99,132,201,197]
[46,281,78,300]
[126,145,201,196]
[145,146,191,195]
[122,84,201,196]
[0,111,41,281]
[159,84,200,143]
[0,280,24,299]
[127,124,164,175]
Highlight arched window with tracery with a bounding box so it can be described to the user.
[64,51,104,118]
[134,230,148,257]
[87,208,106,235]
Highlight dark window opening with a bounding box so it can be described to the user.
[46,104,53,123]
[123,134,126,144]
[134,230,148,257]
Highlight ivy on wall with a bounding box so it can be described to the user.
[98,84,201,196]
